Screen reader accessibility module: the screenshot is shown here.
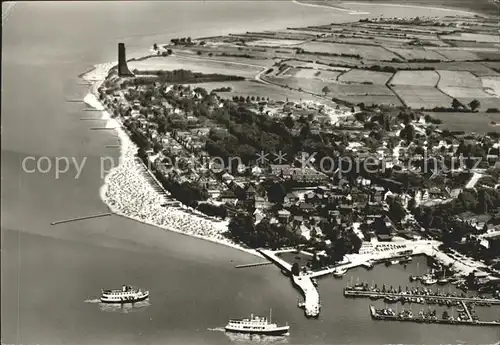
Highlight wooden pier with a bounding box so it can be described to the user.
[50,213,113,225]
[234,261,273,269]
[369,305,500,327]
[344,289,500,305]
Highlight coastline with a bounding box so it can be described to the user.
[81,61,263,259]
[341,1,483,16]
[293,0,484,17]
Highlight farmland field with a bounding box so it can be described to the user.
[300,41,399,61]
[338,69,393,85]
[314,69,343,81]
[324,83,395,96]
[335,94,403,107]
[439,86,493,99]
[437,70,483,88]
[387,47,448,61]
[390,71,439,86]
[457,97,500,111]
[292,68,318,78]
[264,76,401,106]
[188,80,329,103]
[392,86,453,109]
[482,77,500,97]
[287,68,341,80]
[425,112,500,133]
[128,56,263,78]
[284,60,351,72]
[475,51,500,61]
[440,33,500,43]
[246,39,305,47]
[433,49,480,61]
[266,76,331,95]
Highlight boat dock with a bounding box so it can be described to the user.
[234,261,272,269]
[461,301,473,321]
[258,249,320,318]
[344,289,500,305]
[369,305,500,327]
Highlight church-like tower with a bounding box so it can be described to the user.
[118,43,134,77]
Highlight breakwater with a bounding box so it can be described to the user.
[258,249,320,318]
[50,213,113,225]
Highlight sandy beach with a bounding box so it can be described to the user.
[82,62,262,259]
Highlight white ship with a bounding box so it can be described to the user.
[225,309,289,336]
[100,285,149,304]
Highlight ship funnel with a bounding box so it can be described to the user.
[122,285,126,292]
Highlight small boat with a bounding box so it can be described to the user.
[391,259,400,265]
[100,285,149,304]
[437,271,450,285]
[437,277,450,285]
[361,260,374,269]
[225,309,289,336]
[400,257,412,264]
[333,268,347,278]
[384,296,399,303]
[422,278,437,286]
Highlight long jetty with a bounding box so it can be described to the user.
[369,305,500,327]
[234,261,272,268]
[50,213,113,225]
[344,289,500,305]
[258,249,320,318]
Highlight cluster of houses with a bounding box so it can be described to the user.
[101,74,500,253]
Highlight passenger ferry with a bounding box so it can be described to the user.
[225,310,289,336]
[100,285,149,304]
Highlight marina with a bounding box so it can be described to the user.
[344,284,500,306]
[369,305,500,327]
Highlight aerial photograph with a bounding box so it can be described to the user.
[2,0,500,344]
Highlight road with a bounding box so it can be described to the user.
[465,172,483,189]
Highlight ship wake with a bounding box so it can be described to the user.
[207,327,226,332]
[99,299,151,313]
[225,333,290,344]
[84,298,101,303]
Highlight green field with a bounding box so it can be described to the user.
[338,69,393,85]
[392,85,453,109]
[190,80,334,105]
[128,56,263,78]
[425,112,500,133]
[390,71,440,86]
[300,41,399,61]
